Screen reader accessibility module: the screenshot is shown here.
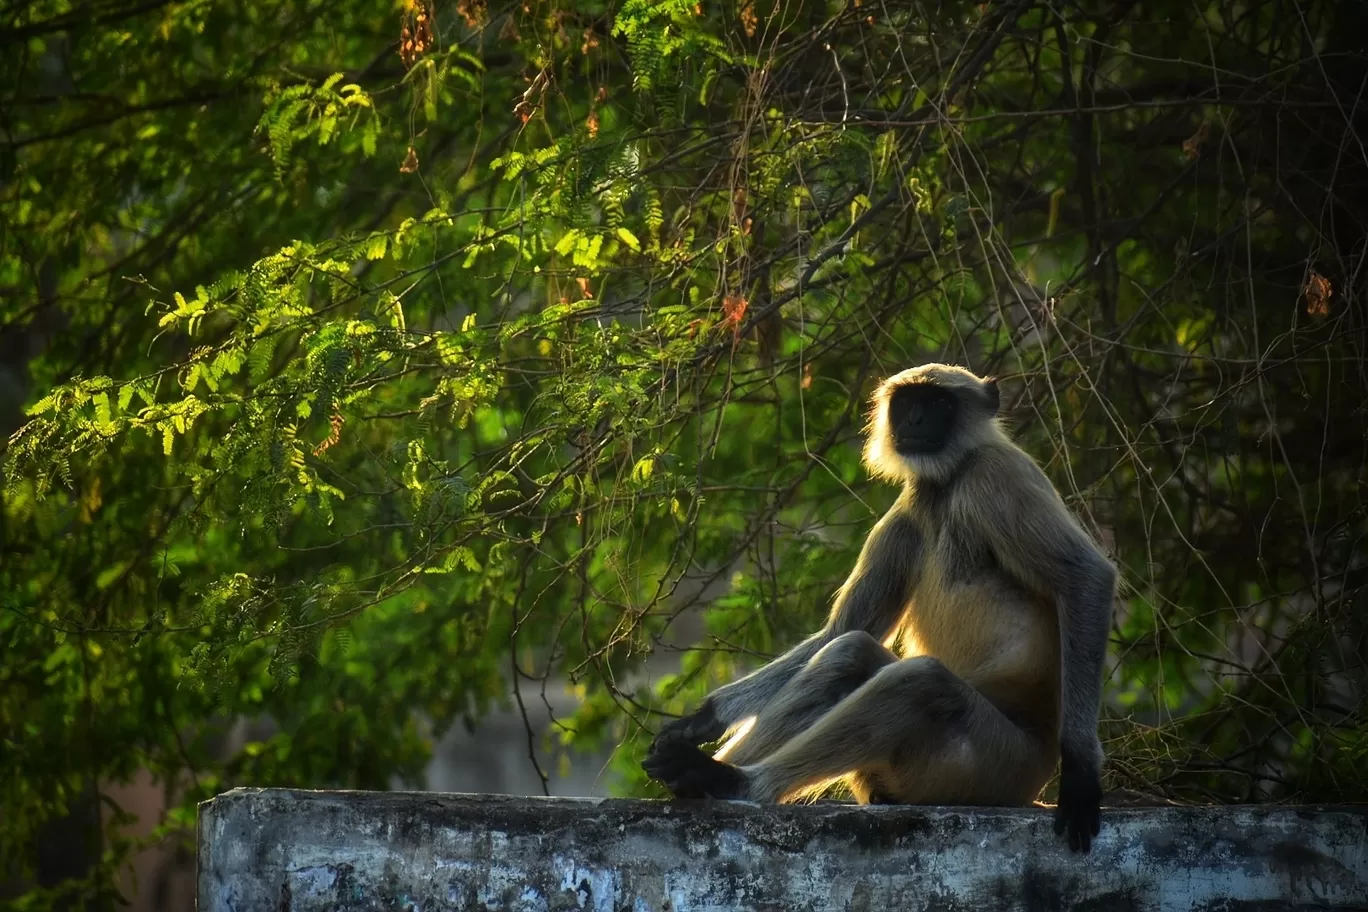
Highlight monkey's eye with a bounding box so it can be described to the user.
[930,396,956,416]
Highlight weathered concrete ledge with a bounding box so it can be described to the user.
[197,788,1367,911]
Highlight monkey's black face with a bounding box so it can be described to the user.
[887,384,959,454]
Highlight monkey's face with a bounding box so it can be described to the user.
[863,364,1003,483]
[887,384,960,455]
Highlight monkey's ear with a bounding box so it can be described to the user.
[983,378,1000,414]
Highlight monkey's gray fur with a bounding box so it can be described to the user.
[642,363,1117,853]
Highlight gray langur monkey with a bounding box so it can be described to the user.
[642,363,1118,853]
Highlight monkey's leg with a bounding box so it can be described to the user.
[648,657,1053,806]
[645,510,924,759]
[646,631,832,752]
[716,631,896,767]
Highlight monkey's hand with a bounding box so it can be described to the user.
[1054,748,1103,853]
[641,734,749,800]
[646,699,727,757]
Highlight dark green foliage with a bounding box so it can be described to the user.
[2,0,1365,907]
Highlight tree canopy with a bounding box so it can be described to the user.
[2,0,1365,907]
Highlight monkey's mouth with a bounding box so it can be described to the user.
[895,431,947,454]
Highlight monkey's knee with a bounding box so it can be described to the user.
[721,632,894,767]
[797,631,896,713]
[869,656,973,726]
[870,654,954,688]
[809,631,895,683]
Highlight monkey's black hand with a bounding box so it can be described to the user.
[646,699,726,757]
[1054,750,1103,853]
[642,734,749,800]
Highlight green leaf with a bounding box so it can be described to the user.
[554,230,579,257]
[382,293,406,332]
[615,226,641,252]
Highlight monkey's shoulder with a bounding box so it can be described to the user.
[906,443,1051,521]
[900,443,1084,590]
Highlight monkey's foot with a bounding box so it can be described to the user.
[642,735,749,800]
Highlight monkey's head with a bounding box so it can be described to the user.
[863,363,1002,484]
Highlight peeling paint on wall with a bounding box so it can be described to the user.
[197,789,1368,912]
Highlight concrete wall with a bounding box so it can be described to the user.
[198,788,1368,912]
[92,610,699,911]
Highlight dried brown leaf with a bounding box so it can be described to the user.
[1182,121,1210,160]
[1304,269,1332,316]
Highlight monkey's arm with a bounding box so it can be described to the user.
[1049,542,1116,852]
[649,505,923,749]
[961,453,1117,852]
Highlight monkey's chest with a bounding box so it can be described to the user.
[898,527,1055,679]
[928,524,998,585]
